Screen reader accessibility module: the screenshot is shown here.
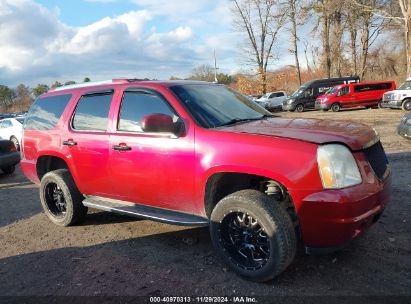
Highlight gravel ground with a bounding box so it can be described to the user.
[0,108,410,299]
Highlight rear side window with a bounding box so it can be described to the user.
[72,93,113,131]
[118,91,175,132]
[0,120,12,128]
[25,94,71,130]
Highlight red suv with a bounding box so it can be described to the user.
[21,79,391,282]
[315,81,396,112]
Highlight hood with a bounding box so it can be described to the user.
[219,117,377,151]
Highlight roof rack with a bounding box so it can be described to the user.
[50,78,152,92]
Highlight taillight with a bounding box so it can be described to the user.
[10,142,17,152]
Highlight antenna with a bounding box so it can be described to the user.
[213,49,218,83]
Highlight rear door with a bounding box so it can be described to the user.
[63,89,115,196]
[108,88,196,213]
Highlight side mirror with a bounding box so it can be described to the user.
[141,113,184,136]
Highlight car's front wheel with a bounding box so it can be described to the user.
[210,190,297,282]
[295,104,304,112]
[40,169,87,226]
[403,99,411,111]
[331,103,341,112]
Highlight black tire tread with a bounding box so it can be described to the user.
[40,169,87,226]
[402,99,411,111]
[210,189,297,282]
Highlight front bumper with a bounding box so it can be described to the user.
[380,99,402,109]
[398,123,411,139]
[315,102,331,111]
[0,152,20,169]
[282,103,296,111]
[296,171,391,249]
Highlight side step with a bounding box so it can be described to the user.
[82,196,209,226]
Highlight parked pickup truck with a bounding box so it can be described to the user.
[21,79,391,282]
[381,78,411,111]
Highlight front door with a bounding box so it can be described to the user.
[109,89,196,213]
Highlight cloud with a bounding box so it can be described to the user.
[0,0,293,87]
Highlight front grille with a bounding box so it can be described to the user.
[363,141,389,180]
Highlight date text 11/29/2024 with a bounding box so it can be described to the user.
[150,296,257,303]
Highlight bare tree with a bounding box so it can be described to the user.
[188,64,215,82]
[286,0,302,84]
[353,0,408,75]
[232,0,286,93]
[313,0,333,78]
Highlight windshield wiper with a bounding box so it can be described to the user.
[217,115,271,127]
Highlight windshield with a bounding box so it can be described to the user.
[398,81,411,90]
[16,118,25,124]
[291,86,307,98]
[170,84,271,128]
[325,86,341,95]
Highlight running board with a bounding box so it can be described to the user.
[82,196,209,226]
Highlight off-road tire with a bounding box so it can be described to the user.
[40,169,87,226]
[2,165,15,174]
[295,104,304,113]
[331,103,341,112]
[210,189,297,282]
[402,99,411,111]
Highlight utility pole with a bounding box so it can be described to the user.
[214,49,219,83]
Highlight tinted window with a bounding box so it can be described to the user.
[0,120,12,128]
[25,94,71,130]
[72,94,112,131]
[338,86,350,96]
[118,91,175,132]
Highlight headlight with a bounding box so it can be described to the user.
[322,97,328,103]
[406,118,411,126]
[288,99,294,104]
[317,144,362,189]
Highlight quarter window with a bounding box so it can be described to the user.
[0,120,12,128]
[72,93,112,131]
[118,91,176,132]
[25,94,72,130]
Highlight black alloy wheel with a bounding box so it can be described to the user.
[219,212,270,271]
[44,182,67,217]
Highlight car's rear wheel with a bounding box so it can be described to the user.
[402,99,411,111]
[1,165,15,174]
[331,103,341,112]
[10,136,19,151]
[40,169,87,226]
[210,190,297,282]
[295,104,304,112]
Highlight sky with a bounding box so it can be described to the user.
[0,0,298,87]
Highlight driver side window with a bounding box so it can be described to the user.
[118,91,176,133]
[337,86,349,97]
[303,88,313,98]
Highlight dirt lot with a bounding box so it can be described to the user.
[0,108,410,299]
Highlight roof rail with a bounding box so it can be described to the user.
[49,78,150,92]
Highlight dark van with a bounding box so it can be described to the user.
[282,76,360,112]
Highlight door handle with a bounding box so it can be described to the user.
[113,144,132,151]
[63,139,77,146]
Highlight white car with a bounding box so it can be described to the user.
[256,91,288,111]
[0,117,24,151]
